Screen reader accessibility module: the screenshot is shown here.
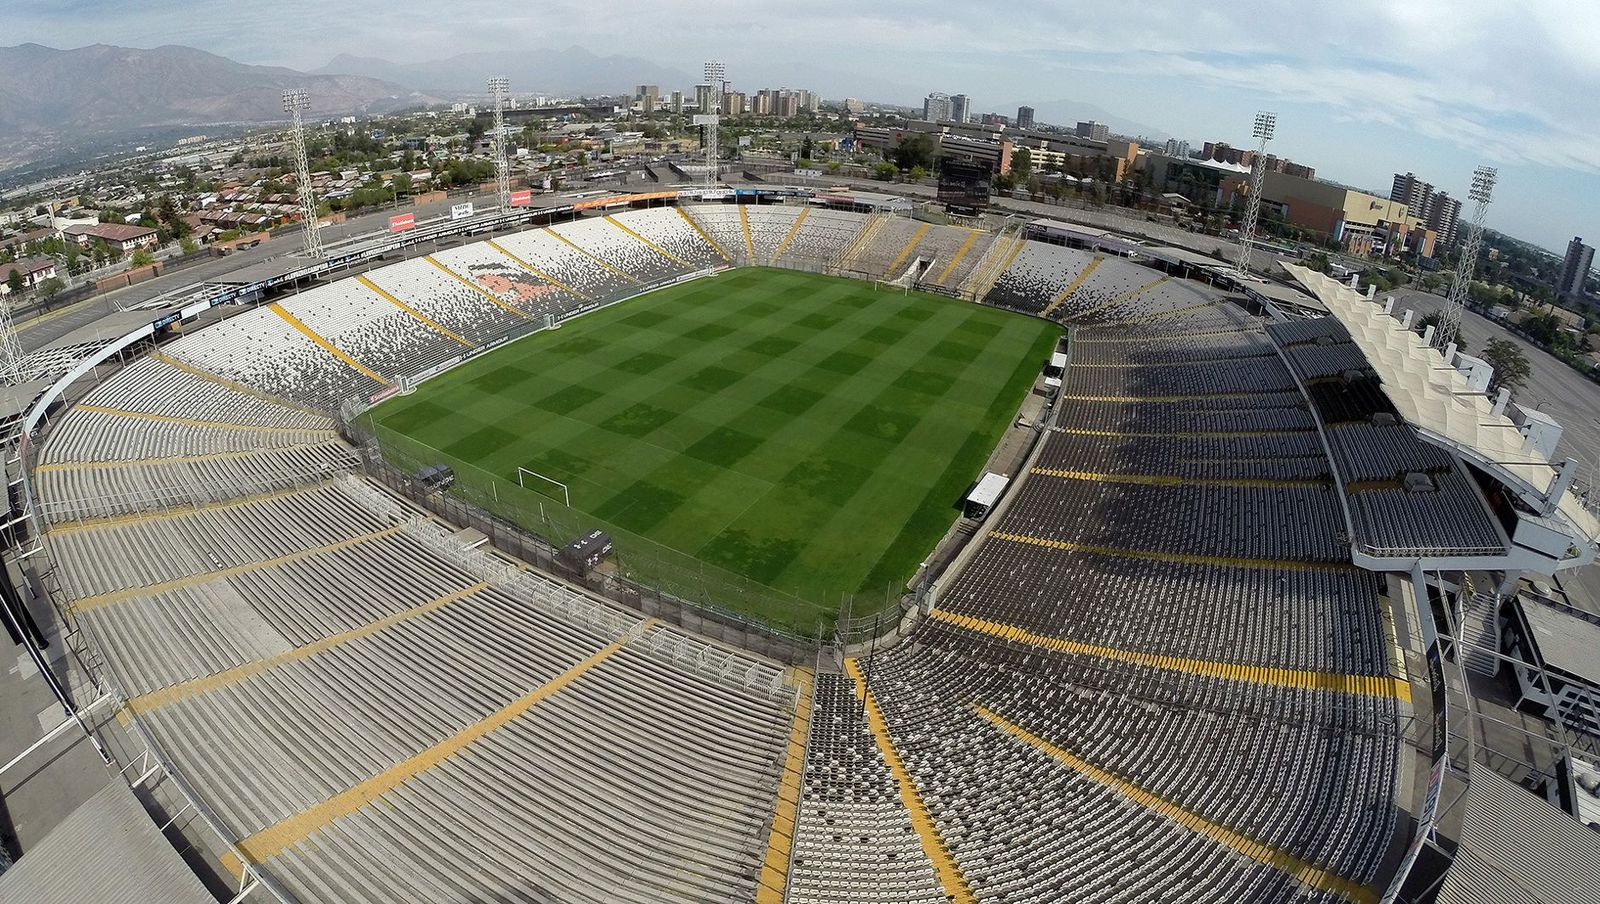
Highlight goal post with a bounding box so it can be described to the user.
[516,467,570,507]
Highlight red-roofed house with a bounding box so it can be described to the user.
[62,223,159,253]
[0,257,58,294]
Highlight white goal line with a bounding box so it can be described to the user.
[516,467,570,507]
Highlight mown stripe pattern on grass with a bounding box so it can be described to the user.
[372,268,1057,627]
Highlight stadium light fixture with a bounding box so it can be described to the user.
[1233,110,1277,280]
[281,89,323,259]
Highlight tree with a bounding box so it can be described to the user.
[800,136,815,160]
[1304,251,1333,275]
[1413,311,1468,352]
[1011,147,1032,182]
[1479,337,1530,393]
[38,276,65,302]
[180,236,199,254]
[6,269,23,295]
[890,133,936,171]
[130,249,155,268]
[872,161,898,181]
[907,165,927,182]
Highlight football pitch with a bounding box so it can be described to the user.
[368,267,1058,630]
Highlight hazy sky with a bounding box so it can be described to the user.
[9,0,1597,253]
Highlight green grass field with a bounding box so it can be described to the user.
[369,267,1057,630]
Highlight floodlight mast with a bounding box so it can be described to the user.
[703,61,725,187]
[1437,165,1497,351]
[0,295,27,386]
[1233,111,1276,279]
[281,90,324,259]
[488,77,512,210]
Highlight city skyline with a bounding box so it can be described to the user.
[5,0,1597,253]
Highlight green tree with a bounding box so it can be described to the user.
[130,249,155,268]
[5,269,23,295]
[825,160,842,175]
[907,165,928,182]
[393,172,413,196]
[180,236,199,254]
[872,161,898,181]
[1479,337,1530,393]
[1011,147,1032,182]
[38,276,65,302]
[890,133,936,171]
[800,136,815,160]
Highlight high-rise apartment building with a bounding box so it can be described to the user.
[950,94,971,124]
[843,97,865,114]
[1076,121,1109,141]
[1391,172,1463,246]
[923,92,953,122]
[1558,237,1595,301]
[1016,106,1035,129]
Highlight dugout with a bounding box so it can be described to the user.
[414,464,454,493]
[562,529,614,575]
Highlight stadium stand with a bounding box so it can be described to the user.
[612,206,728,269]
[25,223,1429,904]
[550,215,688,284]
[39,347,806,903]
[1267,316,1507,557]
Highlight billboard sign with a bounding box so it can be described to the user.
[938,159,994,212]
[509,189,533,207]
[451,202,475,220]
[389,213,416,232]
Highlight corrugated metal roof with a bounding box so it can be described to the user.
[1515,595,1600,688]
[0,780,215,904]
[1437,766,1600,904]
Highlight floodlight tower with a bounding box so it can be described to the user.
[281,90,324,259]
[0,300,27,385]
[1233,110,1276,279]
[488,77,512,210]
[702,61,726,187]
[1437,165,1497,351]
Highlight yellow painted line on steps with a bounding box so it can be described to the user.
[1057,426,1318,439]
[546,227,642,283]
[602,215,690,267]
[267,303,388,385]
[1070,351,1278,368]
[127,583,490,715]
[149,352,326,418]
[356,275,472,347]
[972,704,1380,904]
[1064,390,1268,403]
[1030,466,1329,490]
[844,659,976,904]
[1074,326,1260,343]
[985,529,1360,575]
[35,442,342,473]
[934,230,980,286]
[973,233,1027,299]
[755,667,815,904]
[933,610,1407,701]
[1135,299,1226,323]
[769,207,811,265]
[836,215,885,271]
[482,239,594,301]
[1074,275,1170,320]
[677,206,731,260]
[421,254,538,317]
[72,403,321,434]
[739,205,757,260]
[221,630,647,878]
[883,222,930,277]
[45,482,330,534]
[67,525,408,614]
[1041,256,1105,319]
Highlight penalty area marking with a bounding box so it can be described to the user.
[517,467,571,507]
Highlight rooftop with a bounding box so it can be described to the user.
[1514,594,1600,687]
[1436,765,1600,904]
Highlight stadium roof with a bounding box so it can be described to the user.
[0,781,216,904]
[1513,594,1600,687]
[1285,263,1600,543]
[1436,766,1600,904]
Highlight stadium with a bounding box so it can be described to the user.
[3,150,1599,903]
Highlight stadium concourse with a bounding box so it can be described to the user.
[11,198,1475,904]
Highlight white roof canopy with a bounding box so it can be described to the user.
[1284,264,1600,543]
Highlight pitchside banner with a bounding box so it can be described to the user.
[388,213,415,232]
[509,190,532,207]
[451,202,475,220]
